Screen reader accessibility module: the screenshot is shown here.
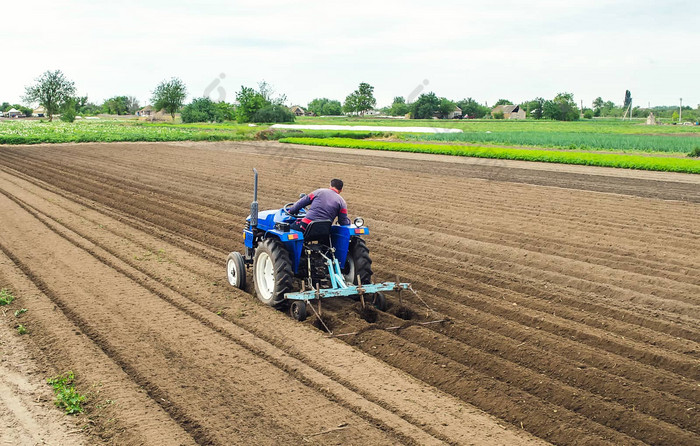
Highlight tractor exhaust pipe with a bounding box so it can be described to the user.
[250,168,259,229]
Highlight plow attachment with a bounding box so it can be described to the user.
[285,281,410,301]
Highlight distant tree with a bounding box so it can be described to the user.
[456,98,490,119]
[583,109,594,119]
[343,82,376,116]
[181,97,221,123]
[252,104,295,123]
[410,92,440,119]
[323,100,342,115]
[542,92,579,121]
[343,93,358,114]
[235,86,268,123]
[126,96,140,114]
[23,70,76,121]
[623,90,632,111]
[388,96,410,116]
[215,102,236,121]
[522,97,544,119]
[257,80,287,106]
[77,98,101,115]
[494,99,513,106]
[102,96,131,115]
[592,97,604,117]
[0,102,10,112]
[60,98,76,122]
[438,98,456,119]
[308,98,343,116]
[151,78,187,119]
[14,104,33,117]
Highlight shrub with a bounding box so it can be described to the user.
[688,147,700,158]
[583,109,594,119]
[60,99,76,123]
[252,105,295,123]
[181,97,221,123]
[493,111,505,119]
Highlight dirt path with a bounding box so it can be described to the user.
[0,140,697,445]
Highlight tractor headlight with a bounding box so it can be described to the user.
[354,217,364,227]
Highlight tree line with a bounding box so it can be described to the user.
[7,70,698,124]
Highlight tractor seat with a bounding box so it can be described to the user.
[303,220,332,243]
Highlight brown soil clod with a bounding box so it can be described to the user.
[392,305,416,321]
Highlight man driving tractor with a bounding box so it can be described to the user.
[288,179,351,232]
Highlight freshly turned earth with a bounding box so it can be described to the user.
[0,140,698,445]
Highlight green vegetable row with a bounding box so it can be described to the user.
[279,137,700,174]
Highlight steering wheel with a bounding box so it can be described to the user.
[282,202,297,217]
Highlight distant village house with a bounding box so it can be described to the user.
[33,106,46,117]
[6,108,23,118]
[491,104,526,120]
[136,105,153,117]
[290,106,310,117]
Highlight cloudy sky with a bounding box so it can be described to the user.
[2,0,698,109]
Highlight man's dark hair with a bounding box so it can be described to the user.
[330,178,344,191]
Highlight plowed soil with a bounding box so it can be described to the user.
[0,140,697,446]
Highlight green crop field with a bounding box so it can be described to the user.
[293,117,700,154]
[3,117,699,160]
[0,120,264,145]
[279,137,700,174]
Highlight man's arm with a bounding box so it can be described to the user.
[338,206,351,225]
[288,192,315,215]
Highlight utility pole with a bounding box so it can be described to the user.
[679,98,682,123]
[580,99,584,118]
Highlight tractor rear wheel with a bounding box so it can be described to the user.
[253,238,294,307]
[343,237,373,286]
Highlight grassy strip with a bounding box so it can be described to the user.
[257,129,389,140]
[279,137,700,174]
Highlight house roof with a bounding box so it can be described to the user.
[492,104,520,113]
[290,105,305,112]
[139,105,153,111]
[7,108,20,113]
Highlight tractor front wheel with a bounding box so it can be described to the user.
[226,252,246,289]
[253,238,294,307]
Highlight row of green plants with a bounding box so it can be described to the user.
[401,131,699,153]
[278,137,700,174]
[0,121,261,145]
[296,116,700,134]
[0,120,391,145]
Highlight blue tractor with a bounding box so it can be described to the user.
[226,169,410,321]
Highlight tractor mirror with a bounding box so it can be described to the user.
[299,193,307,199]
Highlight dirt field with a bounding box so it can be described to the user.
[0,141,698,445]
